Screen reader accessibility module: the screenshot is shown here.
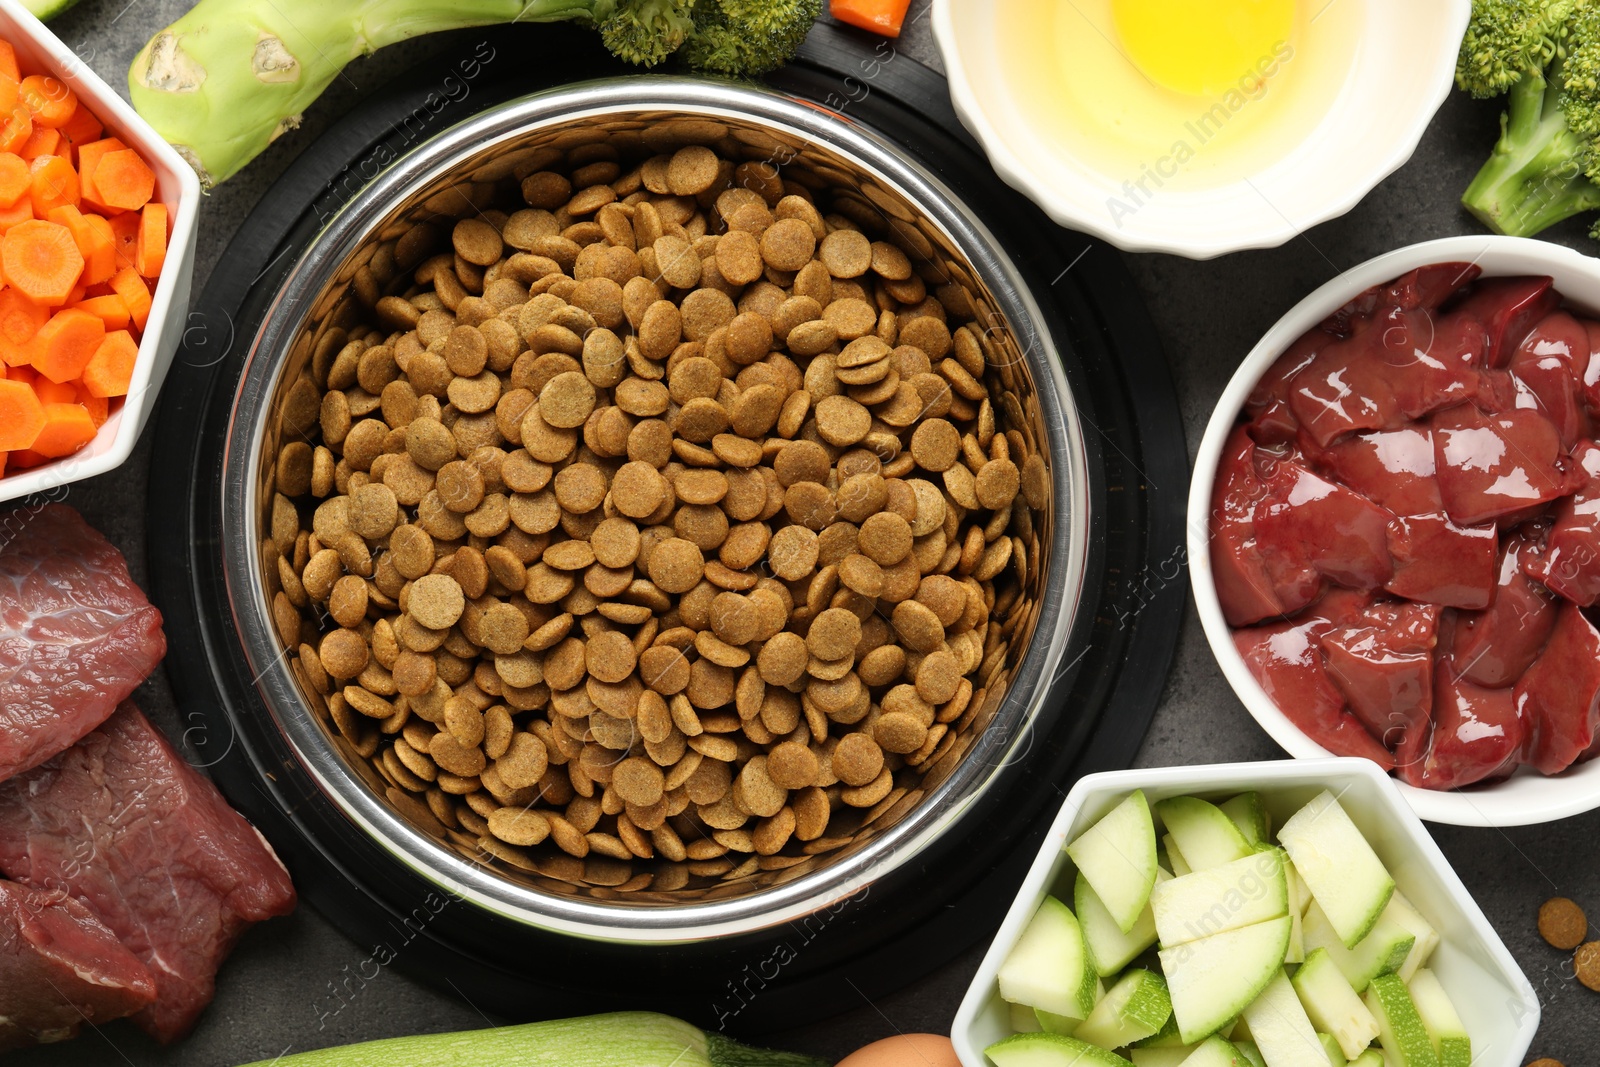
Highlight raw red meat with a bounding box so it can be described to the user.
[1384,512,1498,608]
[1398,663,1528,791]
[1508,311,1589,448]
[0,880,155,1051]
[1321,601,1440,754]
[1315,427,1443,516]
[0,703,296,1042]
[1233,591,1396,769]
[1452,532,1559,687]
[1253,459,1396,592]
[1524,441,1600,605]
[1431,405,1574,525]
[1210,426,1301,626]
[1515,603,1600,775]
[1449,275,1560,368]
[0,504,166,782]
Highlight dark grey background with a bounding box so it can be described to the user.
[8,1,1597,1064]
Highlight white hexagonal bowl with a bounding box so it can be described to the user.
[0,0,199,504]
[952,759,1538,1067]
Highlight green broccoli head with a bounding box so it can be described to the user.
[680,0,824,77]
[595,0,697,67]
[1457,0,1584,97]
[1561,1,1600,148]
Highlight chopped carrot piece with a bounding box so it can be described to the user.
[0,287,47,366]
[76,137,125,213]
[63,281,84,306]
[0,106,30,155]
[0,43,19,83]
[0,197,29,232]
[88,149,152,212]
[0,152,28,207]
[109,267,150,332]
[0,377,43,449]
[32,375,74,404]
[6,363,33,388]
[75,383,107,428]
[108,209,138,269]
[80,328,136,397]
[28,154,77,216]
[47,205,113,284]
[830,0,912,36]
[29,306,102,383]
[2,219,83,304]
[8,448,47,468]
[73,293,129,331]
[0,73,17,115]
[17,125,57,161]
[56,104,101,164]
[29,401,96,457]
[0,452,7,477]
[135,202,165,278]
[18,76,76,129]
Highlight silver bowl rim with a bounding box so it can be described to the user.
[221,76,1091,943]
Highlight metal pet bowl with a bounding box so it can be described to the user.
[222,78,1089,943]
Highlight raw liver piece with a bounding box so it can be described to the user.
[1450,275,1560,368]
[0,504,166,782]
[1253,459,1396,592]
[1315,427,1443,516]
[0,703,297,1042]
[1320,263,1481,337]
[1431,404,1574,525]
[1246,329,1326,447]
[0,880,155,1051]
[1233,591,1396,769]
[1320,601,1439,753]
[1508,311,1589,448]
[1210,426,1301,626]
[1453,533,1559,687]
[1514,602,1600,774]
[1398,665,1528,791]
[1384,512,1498,608]
[1524,441,1600,605]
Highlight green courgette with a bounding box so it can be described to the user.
[20,0,81,21]
[239,1012,830,1067]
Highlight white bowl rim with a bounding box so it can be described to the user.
[0,0,200,505]
[929,0,1471,259]
[1189,234,1600,827]
[950,757,1541,1067]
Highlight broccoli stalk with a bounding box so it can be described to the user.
[128,0,819,189]
[1457,0,1600,238]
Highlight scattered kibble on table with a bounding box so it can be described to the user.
[1538,896,1588,950]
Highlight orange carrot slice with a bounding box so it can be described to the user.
[32,374,75,404]
[0,43,19,83]
[830,0,912,36]
[73,293,129,331]
[108,209,138,270]
[28,154,77,216]
[75,382,107,428]
[56,104,101,164]
[87,149,151,213]
[0,106,30,155]
[76,137,125,212]
[135,202,165,278]
[2,219,82,304]
[0,287,47,366]
[29,306,102,382]
[0,152,27,207]
[30,401,96,457]
[108,267,149,332]
[18,76,76,129]
[0,376,43,449]
[17,124,56,161]
[80,328,136,397]
[77,212,115,283]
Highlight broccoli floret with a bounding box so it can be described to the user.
[593,0,697,67]
[1458,0,1600,238]
[680,0,825,78]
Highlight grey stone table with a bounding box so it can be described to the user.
[10,2,1598,1063]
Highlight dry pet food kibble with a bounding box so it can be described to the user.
[264,129,1045,896]
[1538,896,1588,950]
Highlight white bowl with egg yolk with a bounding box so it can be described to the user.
[932,0,1470,259]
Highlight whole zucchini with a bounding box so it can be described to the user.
[240,1012,831,1067]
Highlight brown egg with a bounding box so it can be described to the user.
[835,1034,961,1067]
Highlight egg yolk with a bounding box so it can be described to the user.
[1111,0,1295,98]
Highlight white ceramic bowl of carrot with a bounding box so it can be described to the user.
[0,0,198,505]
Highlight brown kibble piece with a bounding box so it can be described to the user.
[409,573,466,630]
[833,732,883,787]
[1540,897,1588,950]
[1578,941,1600,991]
[647,538,705,594]
[586,630,638,683]
[807,607,861,661]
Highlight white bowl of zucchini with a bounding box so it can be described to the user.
[951,758,1538,1067]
